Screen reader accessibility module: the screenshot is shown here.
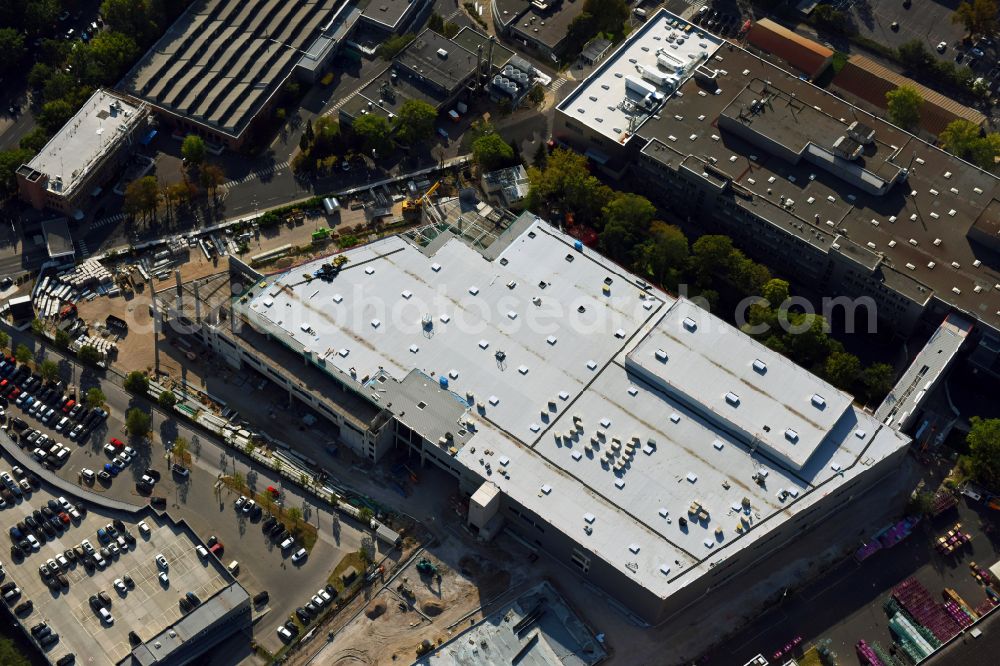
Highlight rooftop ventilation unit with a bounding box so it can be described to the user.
[784,429,799,443]
[436,48,448,59]
[682,316,697,331]
[725,392,740,406]
[811,394,826,408]
[752,359,767,373]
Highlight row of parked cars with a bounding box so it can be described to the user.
[8,494,83,562]
[281,583,338,641]
[0,463,39,508]
[258,512,307,563]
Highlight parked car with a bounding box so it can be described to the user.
[291,548,308,563]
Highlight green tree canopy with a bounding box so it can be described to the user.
[39,359,59,382]
[376,33,415,60]
[762,278,790,309]
[782,312,833,366]
[0,148,33,199]
[54,328,70,348]
[19,127,50,154]
[526,149,613,227]
[967,417,1000,490]
[14,344,31,364]
[472,132,515,171]
[939,119,1000,170]
[352,113,393,155]
[690,234,737,284]
[637,221,689,287]
[124,370,149,395]
[953,0,998,37]
[100,0,162,46]
[126,408,151,437]
[0,331,8,350]
[824,351,861,390]
[86,31,140,84]
[393,99,438,146]
[86,387,107,409]
[38,99,76,134]
[123,175,161,220]
[0,28,27,76]
[158,390,177,409]
[599,193,657,263]
[861,363,895,403]
[181,134,206,165]
[78,345,101,365]
[886,86,923,130]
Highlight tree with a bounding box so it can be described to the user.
[428,12,445,33]
[939,119,1000,170]
[100,0,162,46]
[0,148,34,198]
[0,331,8,350]
[14,344,31,364]
[782,313,832,366]
[812,5,851,34]
[393,99,437,146]
[824,351,861,390]
[38,99,75,134]
[86,31,139,84]
[31,318,45,336]
[861,363,894,403]
[472,132,515,171]
[126,408,151,437]
[886,86,922,130]
[762,278,790,309]
[633,222,686,287]
[199,163,225,199]
[123,175,161,221]
[376,33,415,60]
[172,436,189,464]
[0,636,30,666]
[599,192,657,263]
[157,390,177,409]
[124,370,149,395]
[565,0,630,54]
[953,0,998,38]
[897,40,933,70]
[39,359,59,382]
[352,113,392,155]
[181,135,206,166]
[19,127,50,154]
[54,329,69,348]
[691,234,737,284]
[358,507,374,525]
[526,148,613,227]
[78,345,101,365]
[967,417,1000,490]
[287,506,303,527]
[527,85,546,107]
[0,28,26,76]
[85,387,107,409]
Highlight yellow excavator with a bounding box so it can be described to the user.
[402,181,440,220]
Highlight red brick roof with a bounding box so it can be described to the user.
[746,18,833,79]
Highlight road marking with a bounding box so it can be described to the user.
[445,8,462,20]
[221,161,290,190]
[323,81,368,116]
[550,76,568,92]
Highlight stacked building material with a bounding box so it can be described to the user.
[855,639,883,665]
[892,578,962,642]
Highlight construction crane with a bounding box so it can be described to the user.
[402,180,441,220]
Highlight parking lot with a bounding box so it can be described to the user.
[0,441,231,665]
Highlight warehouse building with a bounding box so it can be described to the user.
[492,0,587,60]
[16,90,149,217]
[186,205,911,626]
[121,0,343,149]
[553,8,1000,376]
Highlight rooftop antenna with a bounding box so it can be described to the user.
[494,349,507,370]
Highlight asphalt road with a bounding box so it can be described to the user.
[1,328,366,652]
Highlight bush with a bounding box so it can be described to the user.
[157,390,177,409]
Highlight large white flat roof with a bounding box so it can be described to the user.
[26,89,145,197]
[627,299,853,470]
[242,212,910,599]
[557,10,722,145]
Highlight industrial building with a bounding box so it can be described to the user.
[553,8,1000,376]
[182,202,911,626]
[339,27,533,128]
[492,0,587,60]
[120,0,343,149]
[16,89,149,218]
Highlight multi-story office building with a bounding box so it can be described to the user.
[553,8,1000,375]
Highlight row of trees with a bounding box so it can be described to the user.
[526,150,896,402]
[293,99,439,174]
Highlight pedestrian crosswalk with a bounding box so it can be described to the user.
[76,240,90,259]
[91,213,126,229]
[445,7,462,20]
[221,161,290,190]
[550,76,569,92]
[323,82,368,116]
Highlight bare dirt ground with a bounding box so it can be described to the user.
[289,519,539,665]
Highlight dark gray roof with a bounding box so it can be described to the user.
[395,29,479,93]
